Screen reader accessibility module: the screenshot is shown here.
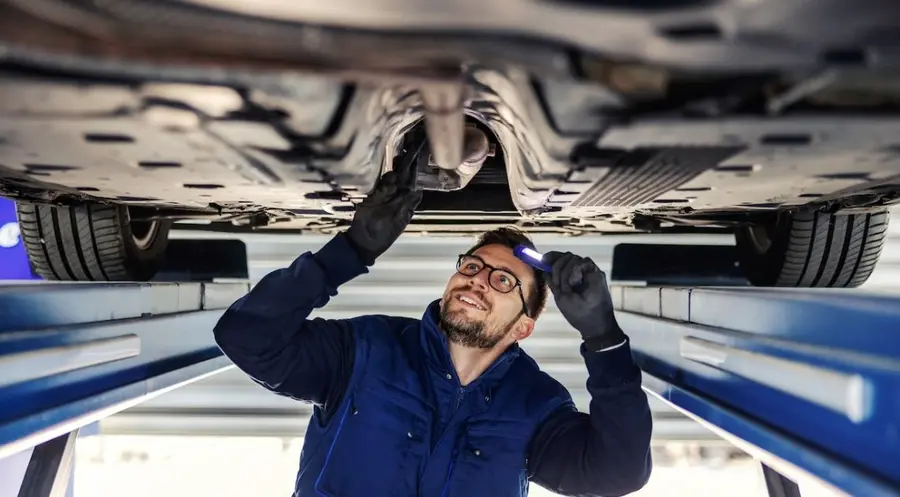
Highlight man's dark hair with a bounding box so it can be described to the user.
[464,227,549,320]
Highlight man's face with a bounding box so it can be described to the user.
[439,243,537,350]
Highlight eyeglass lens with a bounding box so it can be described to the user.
[457,256,518,293]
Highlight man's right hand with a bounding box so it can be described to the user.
[542,251,625,351]
[345,170,422,266]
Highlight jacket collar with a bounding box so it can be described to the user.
[419,299,520,388]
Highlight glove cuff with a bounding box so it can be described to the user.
[344,229,378,266]
[582,326,627,352]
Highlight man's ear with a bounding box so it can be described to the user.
[512,317,535,341]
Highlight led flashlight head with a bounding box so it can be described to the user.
[513,244,552,273]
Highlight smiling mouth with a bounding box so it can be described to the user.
[456,294,487,311]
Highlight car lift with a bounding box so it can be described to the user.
[0,281,248,496]
[1,281,898,497]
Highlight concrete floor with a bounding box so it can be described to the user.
[71,435,843,497]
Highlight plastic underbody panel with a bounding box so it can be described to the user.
[1,1,900,234]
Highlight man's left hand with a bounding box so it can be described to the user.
[542,251,626,350]
[345,170,422,266]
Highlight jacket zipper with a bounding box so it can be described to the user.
[452,387,465,414]
[313,398,353,496]
[440,459,455,497]
[438,357,508,496]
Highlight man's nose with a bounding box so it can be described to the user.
[467,270,491,290]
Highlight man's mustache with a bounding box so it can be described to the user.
[450,287,491,309]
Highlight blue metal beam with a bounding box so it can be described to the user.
[614,286,900,497]
[0,282,247,459]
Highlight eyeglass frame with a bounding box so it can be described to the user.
[455,254,532,318]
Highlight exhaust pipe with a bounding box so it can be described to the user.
[419,123,495,191]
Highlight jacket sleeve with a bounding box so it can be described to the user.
[213,232,369,415]
[527,338,653,497]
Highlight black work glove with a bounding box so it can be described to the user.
[345,170,422,266]
[543,251,626,352]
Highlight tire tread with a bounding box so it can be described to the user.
[15,202,169,281]
[738,208,890,288]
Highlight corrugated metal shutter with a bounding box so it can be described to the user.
[101,207,900,439]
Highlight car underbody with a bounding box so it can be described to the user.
[0,0,897,284]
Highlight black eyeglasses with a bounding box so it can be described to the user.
[456,254,531,318]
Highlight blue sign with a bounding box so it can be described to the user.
[0,198,39,280]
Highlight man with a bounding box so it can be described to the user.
[213,170,653,497]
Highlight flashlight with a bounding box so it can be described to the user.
[513,244,552,273]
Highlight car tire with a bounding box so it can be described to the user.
[734,208,890,287]
[15,202,171,281]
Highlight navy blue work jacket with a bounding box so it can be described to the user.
[213,233,652,497]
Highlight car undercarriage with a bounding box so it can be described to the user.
[0,0,897,285]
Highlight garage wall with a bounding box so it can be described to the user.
[100,207,900,440]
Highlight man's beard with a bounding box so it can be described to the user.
[439,301,514,349]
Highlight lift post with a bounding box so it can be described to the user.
[615,286,900,496]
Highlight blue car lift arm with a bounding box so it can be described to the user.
[615,286,900,497]
[0,282,247,463]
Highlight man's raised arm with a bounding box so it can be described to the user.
[213,169,422,411]
[213,232,367,407]
[527,252,653,497]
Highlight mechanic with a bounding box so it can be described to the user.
[213,170,653,497]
